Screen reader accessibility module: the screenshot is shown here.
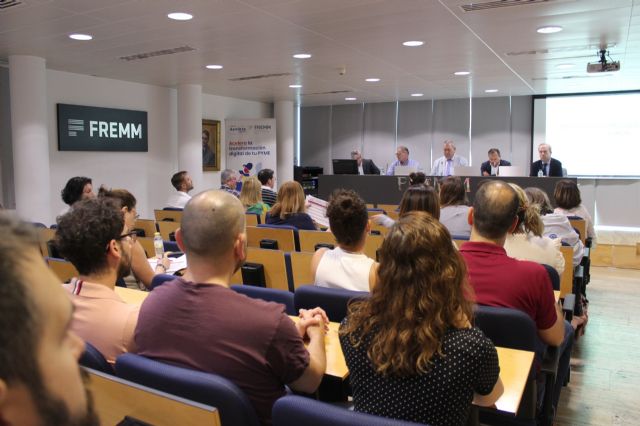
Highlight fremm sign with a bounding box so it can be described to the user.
[57,104,148,152]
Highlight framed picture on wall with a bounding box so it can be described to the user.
[202,119,221,171]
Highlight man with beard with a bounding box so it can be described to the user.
[56,198,138,364]
[0,212,98,426]
[135,190,328,425]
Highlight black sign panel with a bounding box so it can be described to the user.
[57,104,148,152]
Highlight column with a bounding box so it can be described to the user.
[177,84,203,191]
[9,55,51,223]
[275,100,294,183]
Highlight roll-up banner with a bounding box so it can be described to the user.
[225,119,277,181]
[57,103,148,151]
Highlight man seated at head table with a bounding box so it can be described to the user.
[0,212,99,425]
[431,140,469,177]
[459,180,574,413]
[56,198,141,364]
[480,148,511,176]
[134,190,329,425]
[386,145,420,176]
[530,143,563,177]
[351,149,380,175]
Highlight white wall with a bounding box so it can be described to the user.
[45,70,271,224]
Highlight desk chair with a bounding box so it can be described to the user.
[158,221,180,241]
[245,213,260,226]
[46,257,78,283]
[230,285,295,315]
[298,230,336,252]
[151,273,176,290]
[79,342,113,374]
[247,226,297,252]
[272,395,426,426]
[231,247,290,291]
[258,224,300,251]
[37,227,56,257]
[154,209,183,223]
[363,233,384,261]
[133,218,157,238]
[294,285,368,323]
[287,251,315,290]
[88,369,220,426]
[116,353,259,426]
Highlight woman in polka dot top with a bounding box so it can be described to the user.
[339,211,503,426]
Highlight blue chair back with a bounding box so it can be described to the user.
[257,224,300,251]
[116,354,260,426]
[272,395,427,426]
[163,240,180,252]
[451,234,470,241]
[541,264,560,291]
[474,305,537,353]
[294,285,368,322]
[79,341,113,374]
[231,285,295,315]
[163,207,183,211]
[151,273,176,290]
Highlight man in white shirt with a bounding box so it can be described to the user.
[257,168,278,207]
[431,140,469,176]
[166,171,193,209]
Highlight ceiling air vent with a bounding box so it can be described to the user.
[303,90,351,96]
[119,46,195,62]
[0,0,22,10]
[461,0,567,12]
[228,72,293,82]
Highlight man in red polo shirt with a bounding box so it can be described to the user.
[459,180,573,414]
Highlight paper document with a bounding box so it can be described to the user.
[147,254,187,274]
[306,195,330,228]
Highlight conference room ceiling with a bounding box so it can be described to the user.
[0,0,639,106]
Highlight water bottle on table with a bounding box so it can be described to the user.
[153,232,164,259]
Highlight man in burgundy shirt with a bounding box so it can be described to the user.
[135,190,327,425]
[459,180,573,413]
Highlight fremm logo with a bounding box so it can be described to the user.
[88,120,143,139]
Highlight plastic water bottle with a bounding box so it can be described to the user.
[153,232,164,259]
[537,169,544,177]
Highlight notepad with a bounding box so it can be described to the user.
[305,195,330,228]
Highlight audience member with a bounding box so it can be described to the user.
[98,186,170,288]
[240,177,270,214]
[265,181,316,230]
[386,145,420,176]
[135,190,328,424]
[166,171,193,209]
[480,148,511,176]
[311,190,378,292]
[553,179,596,245]
[351,150,380,175]
[56,198,140,364]
[431,140,469,177]
[525,187,584,267]
[220,169,240,197]
[530,143,563,177]
[0,212,98,426]
[340,211,503,425]
[60,176,94,215]
[372,184,440,228]
[408,171,427,185]
[503,184,565,274]
[459,181,573,412]
[439,176,471,238]
[257,168,278,207]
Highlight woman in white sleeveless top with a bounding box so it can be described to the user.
[311,190,378,292]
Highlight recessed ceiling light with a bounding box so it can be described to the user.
[556,63,575,70]
[345,97,357,101]
[168,12,193,21]
[365,78,380,82]
[289,84,302,88]
[293,53,312,59]
[454,71,471,76]
[402,41,424,47]
[537,26,562,34]
[69,33,93,41]
[484,89,499,93]
[411,93,424,97]
[205,64,223,70]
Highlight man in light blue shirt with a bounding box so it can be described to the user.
[431,140,469,176]
[386,145,420,176]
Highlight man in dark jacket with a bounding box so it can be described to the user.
[530,143,563,177]
[351,150,380,175]
[481,148,511,176]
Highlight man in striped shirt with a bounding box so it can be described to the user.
[258,168,278,207]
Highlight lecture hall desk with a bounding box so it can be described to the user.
[115,287,534,415]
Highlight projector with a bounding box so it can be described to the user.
[587,61,620,73]
[587,49,620,73]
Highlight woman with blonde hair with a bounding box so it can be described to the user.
[265,181,316,230]
[98,186,170,289]
[239,177,270,214]
[503,183,565,274]
[340,211,502,425]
